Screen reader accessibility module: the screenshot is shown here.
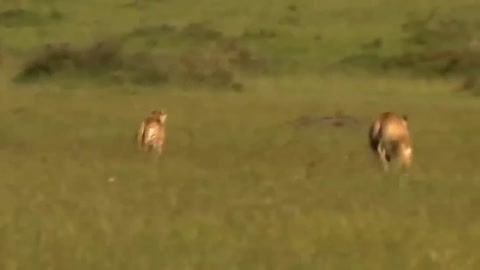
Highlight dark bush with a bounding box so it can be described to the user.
[179,49,234,87]
[123,24,177,40]
[14,36,266,89]
[15,41,124,82]
[242,28,277,40]
[214,40,268,72]
[339,10,480,80]
[0,8,62,27]
[180,22,223,41]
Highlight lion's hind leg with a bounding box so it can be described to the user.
[377,140,390,172]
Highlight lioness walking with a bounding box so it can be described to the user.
[137,109,167,155]
[369,112,413,171]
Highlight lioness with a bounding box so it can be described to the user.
[368,112,413,171]
[137,109,167,155]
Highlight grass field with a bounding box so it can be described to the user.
[2,0,480,269]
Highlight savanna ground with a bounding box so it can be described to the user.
[1,0,480,269]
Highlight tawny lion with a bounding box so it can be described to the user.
[137,109,167,155]
[368,112,413,171]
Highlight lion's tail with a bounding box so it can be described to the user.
[368,123,380,152]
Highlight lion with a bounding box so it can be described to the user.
[137,109,168,155]
[368,112,413,171]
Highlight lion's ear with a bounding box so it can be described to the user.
[402,114,408,122]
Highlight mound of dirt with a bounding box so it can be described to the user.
[291,111,362,129]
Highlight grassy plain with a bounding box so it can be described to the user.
[1,0,480,269]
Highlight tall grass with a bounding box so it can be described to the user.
[1,0,480,269]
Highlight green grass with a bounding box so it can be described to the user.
[1,0,480,269]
